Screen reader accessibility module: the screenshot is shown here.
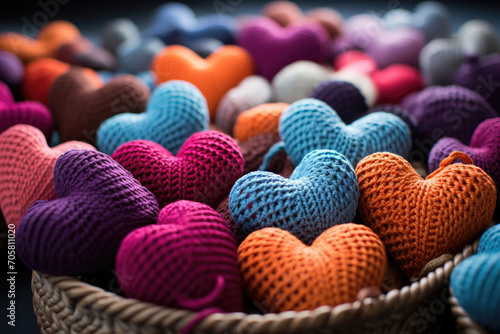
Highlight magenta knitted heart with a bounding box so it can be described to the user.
[237,17,329,80]
[0,81,53,138]
[111,130,244,208]
[116,200,242,312]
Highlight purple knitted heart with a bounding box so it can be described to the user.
[401,85,498,144]
[429,118,500,190]
[0,51,23,87]
[0,81,53,138]
[16,149,159,275]
[237,17,329,80]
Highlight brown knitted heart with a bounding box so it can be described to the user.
[48,70,149,143]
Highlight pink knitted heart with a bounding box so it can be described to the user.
[116,200,242,312]
[0,81,54,138]
[111,130,244,208]
[237,17,329,80]
[0,125,95,229]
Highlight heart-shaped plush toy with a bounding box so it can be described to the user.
[49,70,149,143]
[478,224,500,254]
[229,149,359,244]
[0,21,81,63]
[0,51,24,87]
[116,200,242,312]
[16,149,159,275]
[152,45,254,118]
[419,38,465,86]
[280,98,411,167]
[370,64,424,105]
[233,103,289,142]
[333,50,379,75]
[429,118,500,191]
[100,18,140,55]
[112,130,244,209]
[0,125,95,229]
[237,17,328,80]
[117,36,165,74]
[0,81,53,138]
[238,223,386,312]
[55,38,117,71]
[97,80,209,155]
[356,151,497,278]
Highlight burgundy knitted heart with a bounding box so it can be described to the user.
[237,17,328,80]
[0,81,53,138]
[49,70,149,143]
[112,130,244,208]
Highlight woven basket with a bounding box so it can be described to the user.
[449,288,490,334]
[31,240,479,334]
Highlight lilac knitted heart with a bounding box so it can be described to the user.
[237,17,329,80]
[16,150,159,275]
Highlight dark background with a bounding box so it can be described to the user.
[0,0,499,333]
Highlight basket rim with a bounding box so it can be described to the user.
[32,239,480,333]
[449,283,490,333]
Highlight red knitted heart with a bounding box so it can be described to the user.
[111,130,244,208]
[0,125,95,229]
[370,64,424,104]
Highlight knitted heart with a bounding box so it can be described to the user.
[370,64,424,104]
[49,70,149,143]
[0,125,95,229]
[55,38,117,71]
[117,36,165,74]
[356,151,497,278]
[479,224,500,254]
[280,98,411,167]
[215,75,272,134]
[419,38,465,86]
[229,149,359,244]
[97,80,209,155]
[0,51,23,87]
[16,149,159,275]
[100,18,140,55]
[429,118,500,191]
[0,21,81,63]
[0,81,53,138]
[116,200,242,312]
[238,223,386,312]
[237,17,328,80]
[112,130,244,209]
[456,20,500,57]
[333,50,378,75]
[237,133,284,175]
[152,45,253,118]
[233,103,289,142]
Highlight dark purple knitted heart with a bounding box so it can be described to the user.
[401,85,498,144]
[429,118,500,191]
[0,81,53,138]
[237,17,329,80]
[16,149,159,275]
[368,104,418,139]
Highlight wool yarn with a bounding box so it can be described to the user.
[418,38,465,86]
[308,80,368,124]
[97,80,209,155]
[116,200,242,312]
[117,37,165,74]
[0,51,23,87]
[16,149,159,275]
[0,21,80,63]
[215,75,272,134]
[112,130,244,209]
[370,64,424,105]
[233,103,289,142]
[401,85,498,144]
[0,82,53,138]
[238,224,386,312]
[100,18,140,55]
[272,61,333,104]
[49,70,149,143]
[279,98,411,167]
[236,17,328,80]
[478,224,500,254]
[55,38,117,71]
[429,118,500,192]
[456,19,500,57]
[22,58,102,106]
[152,45,254,119]
[333,50,378,75]
[356,151,497,278]
[0,125,95,229]
[229,149,359,245]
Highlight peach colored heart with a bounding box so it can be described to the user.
[0,125,95,229]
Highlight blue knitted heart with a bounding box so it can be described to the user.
[479,224,500,254]
[229,149,359,245]
[279,98,412,167]
[97,80,209,155]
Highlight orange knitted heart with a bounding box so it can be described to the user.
[0,125,95,229]
[233,103,289,142]
[238,224,386,312]
[356,151,497,278]
[152,45,254,119]
[0,21,81,63]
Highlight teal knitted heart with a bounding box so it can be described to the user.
[97,80,209,155]
[229,149,359,245]
[279,98,412,167]
[479,224,500,254]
